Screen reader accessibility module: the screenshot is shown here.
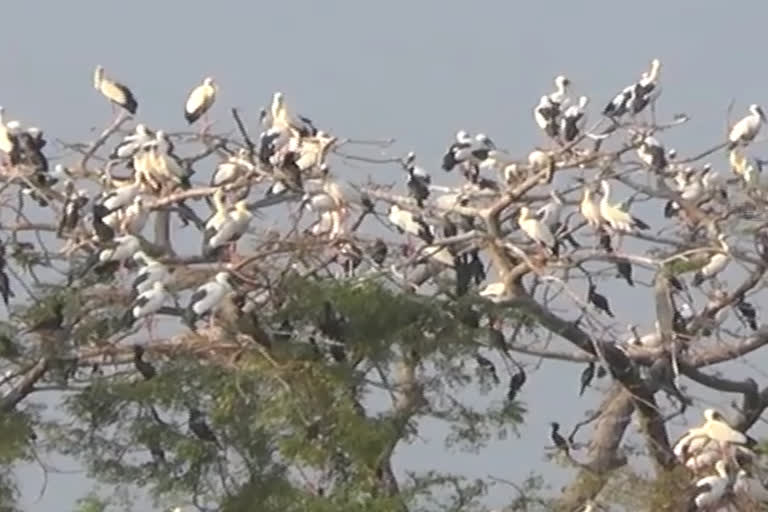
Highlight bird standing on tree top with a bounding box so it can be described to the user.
[93,65,138,115]
[185,77,217,125]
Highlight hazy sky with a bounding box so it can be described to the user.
[4,1,768,510]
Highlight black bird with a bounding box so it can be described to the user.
[475,354,499,384]
[550,422,569,453]
[132,344,157,380]
[507,367,527,401]
[735,298,758,330]
[487,322,508,354]
[0,269,13,307]
[454,256,471,297]
[443,219,458,238]
[57,184,87,238]
[404,152,430,208]
[369,238,388,266]
[615,258,634,286]
[467,249,486,285]
[598,230,613,252]
[579,362,595,396]
[456,305,480,329]
[188,408,220,447]
[587,284,614,317]
[147,439,166,465]
[667,274,684,292]
[23,302,64,335]
[318,301,345,341]
[92,203,115,243]
[441,139,471,172]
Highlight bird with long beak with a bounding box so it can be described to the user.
[729,104,766,148]
[518,206,558,256]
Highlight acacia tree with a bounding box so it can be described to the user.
[0,66,765,512]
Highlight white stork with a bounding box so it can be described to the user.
[185,77,217,125]
[518,206,557,255]
[729,104,766,148]
[132,252,170,294]
[388,204,434,244]
[580,187,602,229]
[93,65,138,114]
[188,272,233,321]
[692,234,729,286]
[689,460,729,509]
[561,96,589,142]
[121,196,148,234]
[122,281,168,328]
[598,180,650,232]
[206,200,253,254]
[99,234,140,263]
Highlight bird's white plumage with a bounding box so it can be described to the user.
[692,460,729,508]
[185,77,217,123]
[388,204,430,238]
[208,201,252,249]
[132,281,168,320]
[190,272,232,316]
[99,235,140,263]
[729,104,765,146]
[518,206,555,248]
[599,180,642,232]
[580,188,601,228]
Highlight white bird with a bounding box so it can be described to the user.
[132,252,170,294]
[185,77,217,125]
[692,234,729,286]
[637,135,667,170]
[203,189,230,248]
[93,65,138,114]
[534,95,560,138]
[729,104,765,148]
[188,272,233,320]
[0,107,16,154]
[518,206,557,255]
[99,234,140,263]
[561,96,589,142]
[536,190,564,231]
[123,281,168,327]
[111,124,154,159]
[690,460,729,509]
[665,169,703,218]
[734,469,768,503]
[211,149,252,187]
[150,131,189,187]
[441,130,475,172]
[548,75,571,105]
[604,59,661,117]
[673,431,713,461]
[479,281,509,302]
[102,174,141,211]
[121,196,148,234]
[626,323,662,348]
[628,59,662,114]
[685,408,754,449]
[388,204,434,243]
[598,180,650,232]
[579,187,601,229]
[207,200,253,252]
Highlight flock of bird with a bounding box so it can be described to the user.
[0,58,764,510]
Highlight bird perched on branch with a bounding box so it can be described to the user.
[729,104,765,149]
[598,180,650,232]
[93,65,138,115]
[184,77,217,125]
[692,234,729,287]
[604,58,661,117]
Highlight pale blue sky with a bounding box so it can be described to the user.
[4,1,768,510]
